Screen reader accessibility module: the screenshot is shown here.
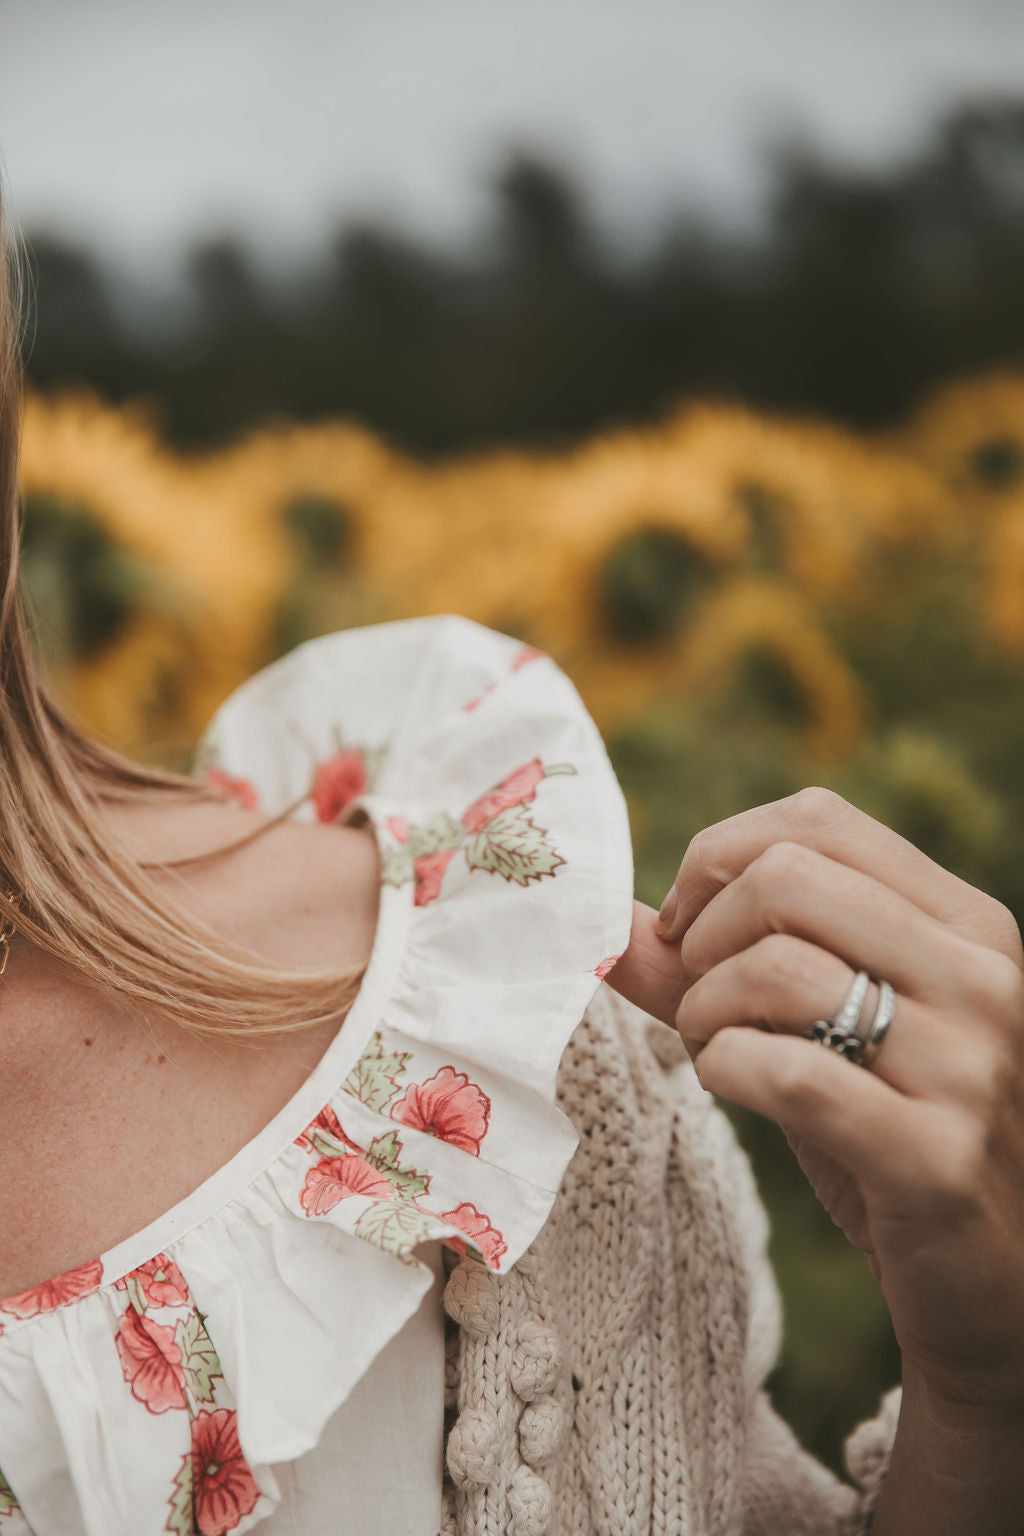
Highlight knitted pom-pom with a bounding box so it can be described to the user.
[444,1325,460,1409]
[509,1320,560,1401]
[508,1464,554,1536]
[446,1405,502,1487]
[440,1479,458,1536]
[844,1384,902,1527]
[442,1260,499,1340]
[518,1394,568,1468]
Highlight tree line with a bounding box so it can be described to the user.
[21,97,1024,455]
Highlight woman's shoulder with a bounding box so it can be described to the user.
[0,802,381,1302]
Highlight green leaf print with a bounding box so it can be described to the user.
[176,1311,223,1406]
[125,1274,149,1318]
[165,1451,193,1536]
[0,1468,18,1516]
[380,843,415,887]
[342,1036,412,1114]
[365,1129,403,1167]
[381,1167,431,1199]
[407,811,464,859]
[463,805,566,886]
[354,1200,439,1262]
[361,743,388,788]
[308,1127,351,1158]
[366,1131,431,1200]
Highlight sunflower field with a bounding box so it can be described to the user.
[19,371,1024,1472]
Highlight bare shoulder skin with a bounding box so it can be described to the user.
[0,799,380,1298]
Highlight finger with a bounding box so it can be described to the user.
[693,1024,937,1196]
[677,933,972,1101]
[657,787,1021,962]
[603,900,689,1028]
[680,841,976,1004]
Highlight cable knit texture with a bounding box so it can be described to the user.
[441,984,899,1535]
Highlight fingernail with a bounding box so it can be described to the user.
[657,887,677,934]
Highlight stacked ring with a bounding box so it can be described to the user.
[805,971,896,1069]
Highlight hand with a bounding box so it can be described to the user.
[606,786,1024,1412]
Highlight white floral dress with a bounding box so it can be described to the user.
[0,615,635,1535]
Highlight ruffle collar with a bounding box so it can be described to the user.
[0,615,634,1535]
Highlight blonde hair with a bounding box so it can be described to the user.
[0,190,366,1042]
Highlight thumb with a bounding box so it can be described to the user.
[602,899,689,1029]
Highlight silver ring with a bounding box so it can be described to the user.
[857,980,895,1069]
[807,969,870,1058]
[805,971,895,1069]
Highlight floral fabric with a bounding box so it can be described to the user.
[0,616,634,1536]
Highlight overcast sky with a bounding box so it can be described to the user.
[3,0,1024,294]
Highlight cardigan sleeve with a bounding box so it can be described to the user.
[739,1385,901,1535]
[578,985,904,1536]
[694,1034,903,1536]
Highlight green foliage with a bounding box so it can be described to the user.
[283,493,352,564]
[731,644,815,731]
[736,482,789,572]
[969,434,1024,490]
[600,527,715,643]
[19,493,144,660]
[273,490,385,657]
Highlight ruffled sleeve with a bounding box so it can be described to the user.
[0,615,635,1536]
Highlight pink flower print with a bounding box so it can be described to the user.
[441,1202,508,1269]
[391,1066,491,1155]
[204,769,260,813]
[116,1307,187,1414]
[594,954,622,981]
[0,1257,103,1318]
[189,1408,261,1536]
[463,644,544,710]
[312,750,367,823]
[413,849,457,906]
[386,814,411,843]
[300,1154,396,1217]
[462,681,498,713]
[294,1102,362,1154]
[461,758,546,834]
[116,1253,190,1309]
[511,644,545,671]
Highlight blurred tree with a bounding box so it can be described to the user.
[23,235,133,397]
[21,98,1024,452]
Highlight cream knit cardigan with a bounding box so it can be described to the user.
[439,984,901,1536]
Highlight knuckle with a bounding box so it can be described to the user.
[944,1034,1011,1118]
[972,1043,1017,1114]
[680,922,708,979]
[931,1123,989,1206]
[683,822,726,878]
[979,895,1024,965]
[773,1052,832,1116]
[745,932,816,997]
[789,785,851,828]
[748,839,813,893]
[969,950,1024,1035]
